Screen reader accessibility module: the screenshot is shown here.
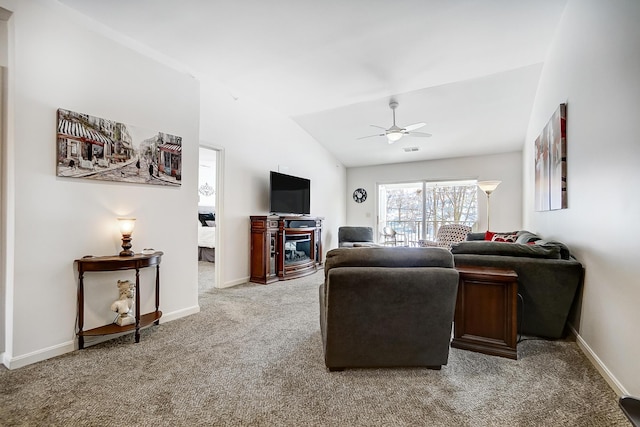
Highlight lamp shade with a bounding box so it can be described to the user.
[117,217,136,235]
[478,180,501,195]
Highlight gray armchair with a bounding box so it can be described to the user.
[338,226,377,247]
[319,247,459,371]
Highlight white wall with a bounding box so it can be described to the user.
[346,152,523,234]
[523,0,640,396]
[1,0,200,368]
[199,78,346,288]
[0,12,7,355]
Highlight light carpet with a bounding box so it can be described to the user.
[0,270,630,426]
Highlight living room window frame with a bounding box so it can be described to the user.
[377,179,478,244]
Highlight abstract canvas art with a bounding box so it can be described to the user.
[535,104,567,211]
[56,109,182,187]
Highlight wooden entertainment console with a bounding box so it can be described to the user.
[250,216,323,284]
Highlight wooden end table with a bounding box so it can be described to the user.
[452,265,518,359]
[75,251,163,349]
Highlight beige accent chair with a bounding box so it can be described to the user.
[419,224,472,250]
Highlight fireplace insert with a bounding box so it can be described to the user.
[284,233,311,265]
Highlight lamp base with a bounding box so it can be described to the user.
[120,235,134,256]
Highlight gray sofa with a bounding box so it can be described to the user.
[319,247,459,371]
[451,231,584,339]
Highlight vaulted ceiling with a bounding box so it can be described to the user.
[58,0,567,167]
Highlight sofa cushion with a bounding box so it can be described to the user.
[451,241,561,259]
[466,232,486,241]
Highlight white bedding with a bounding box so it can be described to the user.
[198,223,216,248]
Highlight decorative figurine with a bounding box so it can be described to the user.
[110,280,135,326]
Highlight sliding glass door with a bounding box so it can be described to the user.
[378,180,478,245]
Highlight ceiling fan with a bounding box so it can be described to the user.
[358,100,432,144]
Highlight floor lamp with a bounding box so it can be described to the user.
[478,181,501,231]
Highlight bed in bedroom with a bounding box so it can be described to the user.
[198,209,216,262]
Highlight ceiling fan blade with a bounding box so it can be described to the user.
[369,124,387,130]
[406,131,432,137]
[404,122,426,132]
[357,133,385,140]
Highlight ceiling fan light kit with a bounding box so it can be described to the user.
[359,99,432,144]
[387,131,404,143]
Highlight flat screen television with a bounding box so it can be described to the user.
[270,171,311,215]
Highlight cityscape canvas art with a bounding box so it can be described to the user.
[56,108,182,187]
[535,103,567,211]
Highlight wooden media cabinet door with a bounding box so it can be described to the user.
[250,216,279,284]
[452,266,518,359]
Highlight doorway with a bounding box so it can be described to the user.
[198,146,220,292]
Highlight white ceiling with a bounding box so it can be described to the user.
[58,0,567,167]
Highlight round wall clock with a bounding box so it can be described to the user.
[352,188,367,203]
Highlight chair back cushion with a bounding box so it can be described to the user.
[436,224,472,245]
[338,226,374,244]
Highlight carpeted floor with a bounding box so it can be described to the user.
[198,260,216,293]
[0,270,630,426]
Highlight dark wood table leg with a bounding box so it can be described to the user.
[135,267,140,343]
[154,264,160,325]
[77,270,85,349]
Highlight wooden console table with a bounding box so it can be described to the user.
[452,265,518,359]
[75,252,163,349]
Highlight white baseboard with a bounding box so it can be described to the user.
[3,340,75,370]
[218,276,249,289]
[160,304,200,323]
[2,305,201,370]
[569,324,629,397]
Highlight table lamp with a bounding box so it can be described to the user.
[117,217,136,256]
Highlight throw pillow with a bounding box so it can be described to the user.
[198,213,215,226]
[491,232,518,243]
[484,231,495,241]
